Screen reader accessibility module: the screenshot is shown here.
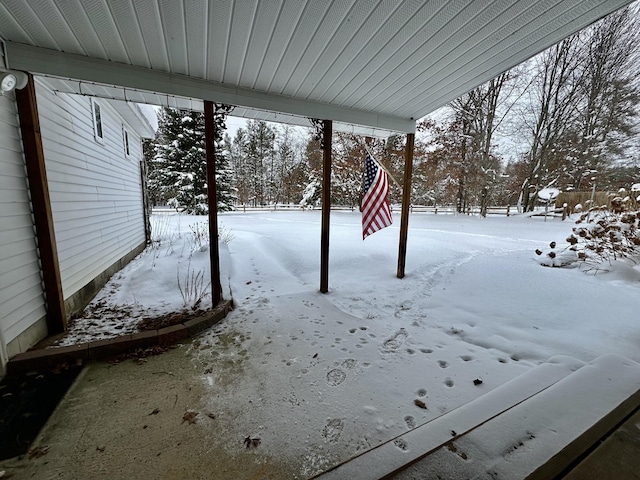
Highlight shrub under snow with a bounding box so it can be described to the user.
[536,208,640,272]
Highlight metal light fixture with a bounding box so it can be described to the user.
[0,70,28,93]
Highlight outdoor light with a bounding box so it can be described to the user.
[1,72,17,92]
[0,70,28,93]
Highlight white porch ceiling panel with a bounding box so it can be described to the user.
[0,0,632,134]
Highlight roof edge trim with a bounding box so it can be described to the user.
[4,41,416,134]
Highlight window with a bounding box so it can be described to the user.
[122,126,130,156]
[91,98,103,143]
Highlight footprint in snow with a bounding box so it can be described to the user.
[381,328,408,353]
[322,418,344,443]
[393,438,409,451]
[341,358,358,370]
[404,415,416,429]
[326,368,346,386]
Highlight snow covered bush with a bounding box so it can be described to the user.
[149,214,181,267]
[177,260,210,310]
[188,221,208,253]
[186,221,234,255]
[536,207,640,271]
[218,223,235,244]
[300,179,320,209]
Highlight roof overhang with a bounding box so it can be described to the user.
[0,0,633,137]
[27,68,401,139]
[5,42,414,136]
[109,100,157,139]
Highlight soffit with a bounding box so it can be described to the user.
[0,0,632,135]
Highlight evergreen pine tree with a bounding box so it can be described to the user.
[300,135,323,208]
[215,140,236,211]
[149,107,235,213]
[244,120,276,206]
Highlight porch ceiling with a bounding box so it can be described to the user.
[0,0,632,135]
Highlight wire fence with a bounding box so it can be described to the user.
[153,204,515,216]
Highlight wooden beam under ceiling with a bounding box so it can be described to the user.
[5,42,416,135]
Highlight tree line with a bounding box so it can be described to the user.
[146,6,639,215]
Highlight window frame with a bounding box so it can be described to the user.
[122,125,131,157]
[91,98,104,144]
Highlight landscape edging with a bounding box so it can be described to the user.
[6,300,233,376]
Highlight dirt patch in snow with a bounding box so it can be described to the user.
[36,308,211,349]
[137,309,207,331]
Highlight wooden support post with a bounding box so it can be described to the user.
[320,120,332,293]
[397,133,415,279]
[204,100,222,306]
[15,74,67,333]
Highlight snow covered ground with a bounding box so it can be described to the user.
[62,209,640,477]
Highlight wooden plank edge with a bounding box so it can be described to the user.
[526,388,640,480]
[312,360,578,480]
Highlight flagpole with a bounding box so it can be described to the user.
[364,146,401,189]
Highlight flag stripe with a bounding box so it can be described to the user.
[362,175,386,225]
[363,174,389,230]
[363,175,385,223]
[363,178,390,233]
[362,151,392,239]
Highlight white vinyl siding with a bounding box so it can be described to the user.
[35,80,146,300]
[0,92,46,345]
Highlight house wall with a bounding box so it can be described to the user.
[0,91,47,374]
[0,80,151,373]
[35,80,147,315]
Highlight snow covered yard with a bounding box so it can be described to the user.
[61,210,639,477]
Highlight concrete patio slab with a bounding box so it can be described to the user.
[1,342,296,480]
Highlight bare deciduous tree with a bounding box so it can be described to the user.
[517,37,582,212]
[566,6,640,190]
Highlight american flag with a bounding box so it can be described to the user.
[361,150,392,239]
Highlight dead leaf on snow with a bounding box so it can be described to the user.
[243,436,261,448]
[182,411,198,424]
[28,446,50,459]
[414,399,428,409]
